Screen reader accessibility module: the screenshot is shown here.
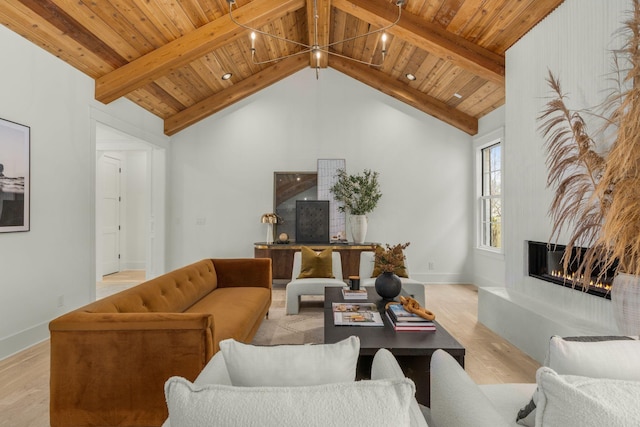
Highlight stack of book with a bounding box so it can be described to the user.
[385,303,436,331]
[341,288,368,300]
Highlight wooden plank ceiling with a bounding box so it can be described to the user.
[0,0,564,136]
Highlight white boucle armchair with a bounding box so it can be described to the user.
[285,251,346,314]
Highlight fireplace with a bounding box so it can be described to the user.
[527,241,614,299]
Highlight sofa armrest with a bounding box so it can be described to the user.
[430,349,511,427]
[372,349,429,427]
[50,310,213,331]
[49,312,215,427]
[212,258,272,289]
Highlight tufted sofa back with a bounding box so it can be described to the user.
[86,259,218,313]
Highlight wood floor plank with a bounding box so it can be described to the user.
[0,280,539,426]
[424,284,540,384]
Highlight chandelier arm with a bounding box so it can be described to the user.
[229,3,311,49]
[322,4,402,50]
[251,48,312,65]
[322,49,383,67]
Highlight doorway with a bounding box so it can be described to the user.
[95,122,166,284]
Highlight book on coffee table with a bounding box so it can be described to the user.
[332,302,383,326]
[341,288,368,300]
[334,310,384,326]
[387,303,434,322]
[385,311,436,332]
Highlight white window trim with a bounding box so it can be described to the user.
[474,127,504,254]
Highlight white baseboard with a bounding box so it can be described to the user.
[121,262,145,271]
[412,272,471,284]
[0,322,49,361]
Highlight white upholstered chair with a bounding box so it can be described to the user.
[358,251,426,307]
[285,251,345,315]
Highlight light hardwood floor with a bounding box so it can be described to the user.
[0,276,539,427]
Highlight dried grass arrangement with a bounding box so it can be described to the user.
[373,242,410,274]
[538,0,640,286]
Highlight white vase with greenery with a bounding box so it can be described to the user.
[330,169,382,244]
[349,215,368,244]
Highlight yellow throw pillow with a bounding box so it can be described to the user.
[371,245,409,278]
[297,247,334,279]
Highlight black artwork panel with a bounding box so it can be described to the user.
[296,200,329,244]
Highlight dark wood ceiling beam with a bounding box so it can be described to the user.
[307,0,330,68]
[330,55,477,135]
[164,54,308,136]
[96,0,305,104]
[332,0,505,85]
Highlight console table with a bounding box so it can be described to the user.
[254,242,377,280]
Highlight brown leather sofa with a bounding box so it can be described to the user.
[49,258,272,427]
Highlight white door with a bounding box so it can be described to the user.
[101,155,121,275]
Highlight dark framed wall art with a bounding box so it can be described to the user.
[0,118,30,232]
[295,200,329,244]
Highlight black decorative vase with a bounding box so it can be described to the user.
[375,272,402,299]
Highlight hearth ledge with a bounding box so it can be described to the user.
[478,287,618,363]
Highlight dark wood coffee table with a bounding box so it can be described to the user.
[324,287,465,406]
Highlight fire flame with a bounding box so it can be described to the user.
[549,270,612,292]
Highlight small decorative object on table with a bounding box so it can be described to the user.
[373,242,410,299]
[276,232,289,244]
[260,213,279,244]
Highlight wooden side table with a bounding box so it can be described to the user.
[254,242,377,280]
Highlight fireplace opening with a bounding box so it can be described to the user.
[527,241,614,299]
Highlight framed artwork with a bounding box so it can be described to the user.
[296,200,329,244]
[0,118,30,232]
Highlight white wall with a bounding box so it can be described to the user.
[168,68,474,283]
[505,0,627,322]
[478,0,629,361]
[0,24,168,360]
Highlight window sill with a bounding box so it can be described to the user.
[475,247,504,260]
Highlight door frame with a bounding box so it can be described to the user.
[91,110,168,294]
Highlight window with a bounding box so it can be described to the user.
[480,143,502,250]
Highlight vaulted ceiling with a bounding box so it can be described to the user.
[0,0,564,136]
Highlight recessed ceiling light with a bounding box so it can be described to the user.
[453,93,463,99]
[221,73,232,80]
[406,73,416,81]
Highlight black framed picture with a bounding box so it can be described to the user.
[296,200,329,244]
[0,117,30,232]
